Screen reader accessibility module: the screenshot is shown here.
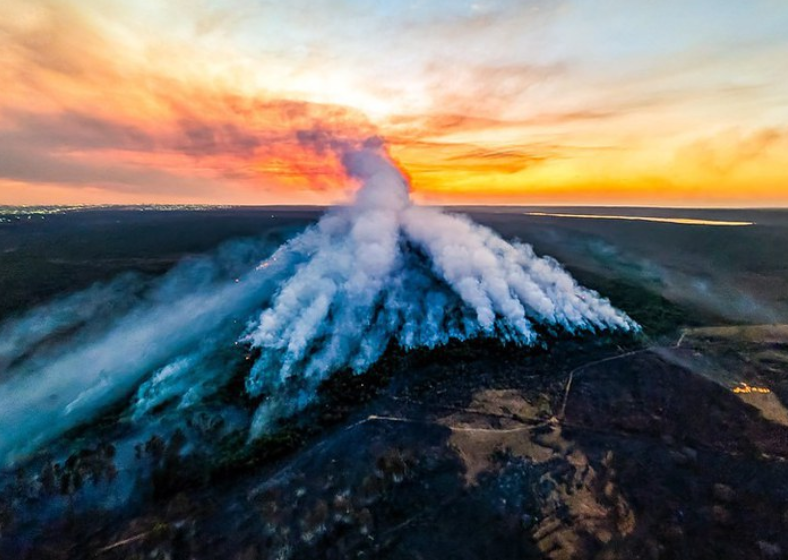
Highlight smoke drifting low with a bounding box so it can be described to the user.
[0,140,636,464]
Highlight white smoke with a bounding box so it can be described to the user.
[0,241,295,463]
[0,139,637,464]
[241,142,637,434]
[0,274,144,372]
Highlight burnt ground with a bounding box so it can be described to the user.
[2,207,788,559]
[12,326,788,560]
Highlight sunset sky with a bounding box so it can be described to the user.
[1,0,787,206]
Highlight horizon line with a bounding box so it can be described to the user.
[2,203,788,211]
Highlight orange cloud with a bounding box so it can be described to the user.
[0,2,383,204]
[1,1,787,207]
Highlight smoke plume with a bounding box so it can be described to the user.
[0,140,637,464]
[241,140,637,432]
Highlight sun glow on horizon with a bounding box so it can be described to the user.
[0,1,787,206]
[524,212,755,226]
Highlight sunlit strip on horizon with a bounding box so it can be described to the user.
[525,212,754,227]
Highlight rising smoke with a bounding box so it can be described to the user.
[0,139,637,464]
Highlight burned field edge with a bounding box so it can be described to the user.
[3,208,784,557]
[4,275,788,559]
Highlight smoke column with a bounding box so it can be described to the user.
[241,139,637,432]
[0,139,637,464]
